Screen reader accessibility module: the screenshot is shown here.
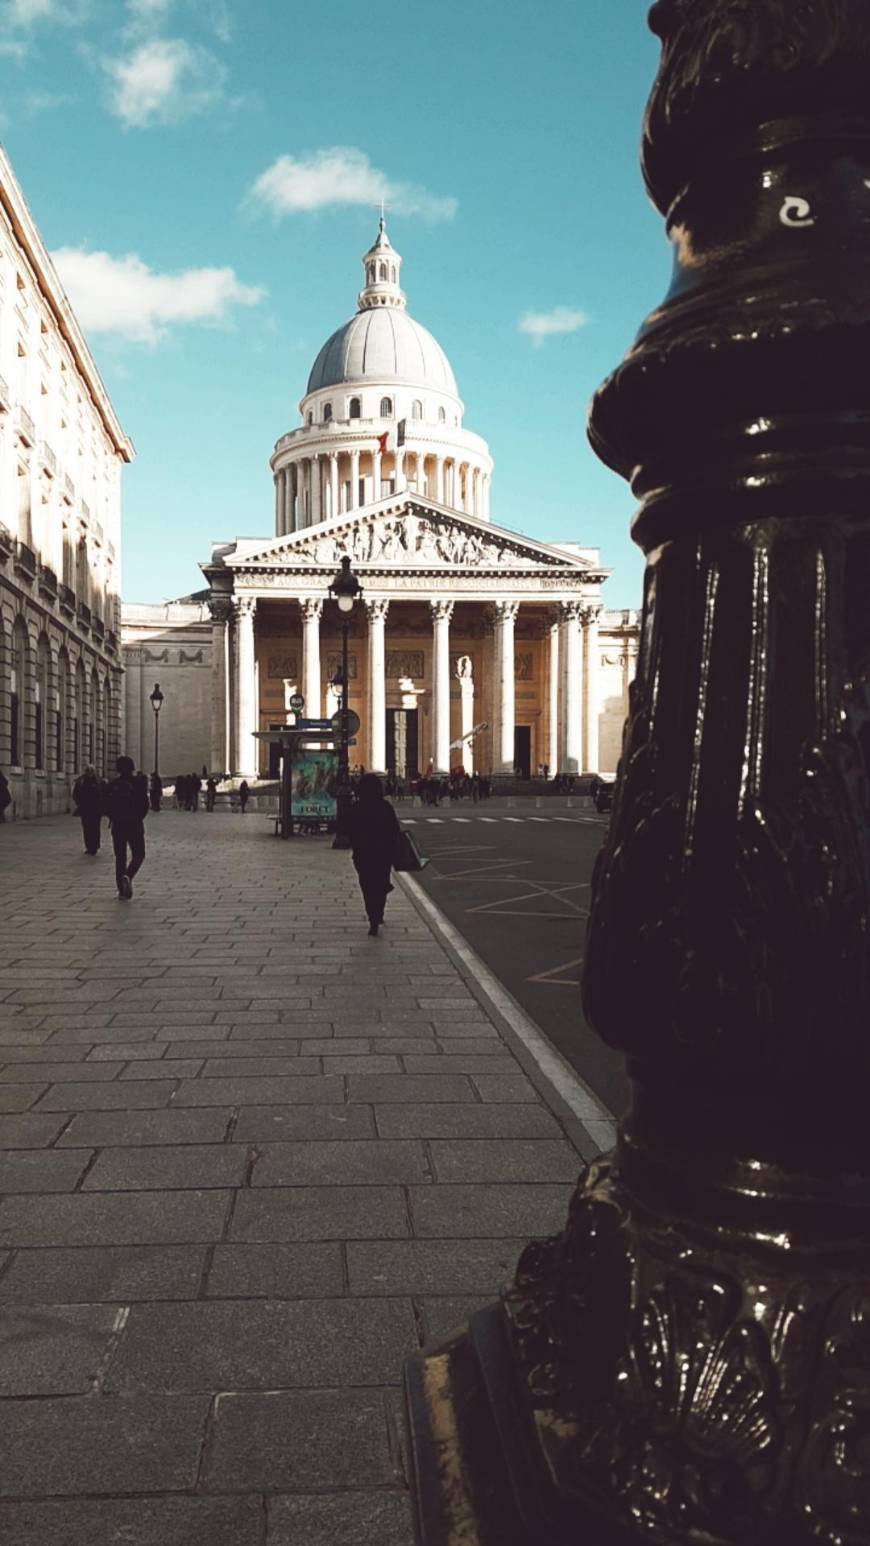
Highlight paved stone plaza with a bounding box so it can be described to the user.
[0,812,590,1545]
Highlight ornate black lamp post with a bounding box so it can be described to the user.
[404,4,870,1542]
[329,555,362,850]
[149,682,163,778]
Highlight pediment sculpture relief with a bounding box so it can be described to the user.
[287,512,559,570]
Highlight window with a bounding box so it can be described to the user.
[35,636,49,771]
[75,658,86,772]
[391,265,397,282]
[349,397,361,419]
[367,263,375,284]
[10,620,25,766]
[323,403,332,422]
[438,406,447,423]
[102,676,111,776]
[379,262,388,281]
[307,411,313,426]
[380,397,393,417]
[57,651,68,772]
[412,400,423,420]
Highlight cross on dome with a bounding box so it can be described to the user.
[358,217,406,312]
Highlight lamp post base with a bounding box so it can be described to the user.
[405,1145,870,1546]
[405,1304,637,1546]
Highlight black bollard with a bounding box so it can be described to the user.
[404,3,870,1542]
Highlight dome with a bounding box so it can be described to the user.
[306,307,458,397]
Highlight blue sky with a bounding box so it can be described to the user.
[0,0,669,609]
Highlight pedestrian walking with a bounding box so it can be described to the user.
[189,773,201,812]
[149,772,163,813]
[73,766,104,855]
[238,779,249,814]
[104,755,149,900]
[175,774,186,810]
[348,773,401,937]
[206,777,217,811]
[0,768,10,824]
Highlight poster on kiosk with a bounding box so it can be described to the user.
[291,751,338,823]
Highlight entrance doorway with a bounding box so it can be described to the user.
[387,708,419,782]
[514,725,532,779]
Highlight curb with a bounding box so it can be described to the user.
[397,872,618,1163]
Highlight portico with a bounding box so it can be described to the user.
[203,497,609,781]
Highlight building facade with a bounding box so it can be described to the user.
[0,146,133,819]
[124,222,638,782]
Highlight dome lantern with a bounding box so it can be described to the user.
[358,217,406,312]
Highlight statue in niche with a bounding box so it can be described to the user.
[455,654,473,681]
[515,652,533,681]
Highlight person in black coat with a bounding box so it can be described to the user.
[103,756,149,899]
[0,768,11,823]
[72,766,103,855]
[348,773,401,936]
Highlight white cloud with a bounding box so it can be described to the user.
[50,246,265,345]
[518,307,589,347]
[126,0,173,15]
[3,0,54,22]
[103,36,224,127]
[247,147,457,224]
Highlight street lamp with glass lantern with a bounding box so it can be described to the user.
[149,683,164,778]
[328,556,362,850]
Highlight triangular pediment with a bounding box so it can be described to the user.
[225,497,598,574]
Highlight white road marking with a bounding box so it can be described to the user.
[504,817,522,823]
[426,818,445,824]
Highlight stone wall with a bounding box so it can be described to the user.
[121,601,213,778]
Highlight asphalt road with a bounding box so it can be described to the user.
[403,799,630,1121]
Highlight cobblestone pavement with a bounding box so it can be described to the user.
[0,812,583,1545]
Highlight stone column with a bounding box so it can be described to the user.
[293,464,301,531]
[547,608,560,779]
[435,457,445,505]
[494,600,520,776]
[350,449,360,511]
[329,454,339,521]
[234,595,258,777]
[456,656,474,774]
[311,455,322,524]
[430,599,454,775]
[301,598,323,720]
[366,599,389,773]
[208,597,232,775]
[561,599,583,775]
[275,471,283,534]
[583,602,602,773]
[417,452,427,497]
[296,460,307,527]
